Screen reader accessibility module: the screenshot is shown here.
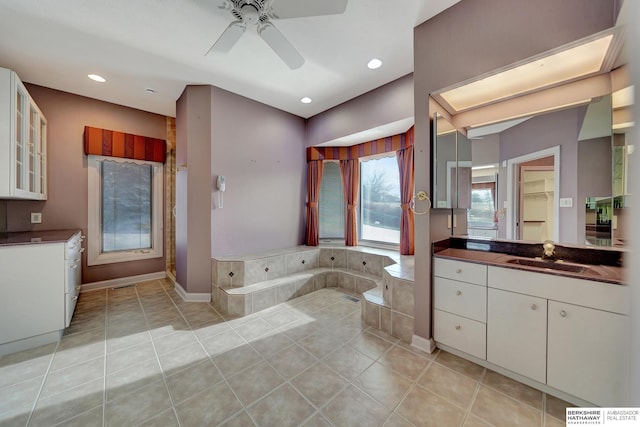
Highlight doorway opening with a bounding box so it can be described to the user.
[506,146,560,241]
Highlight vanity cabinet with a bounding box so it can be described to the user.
[433,258,487,359]
[548,300,629,407]
[487,288,547,383]
[0,67,47,200]
[0,231,82,355]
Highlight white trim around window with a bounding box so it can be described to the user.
[87,155,164,266]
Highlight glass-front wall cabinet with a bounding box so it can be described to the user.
[1,67,47,200]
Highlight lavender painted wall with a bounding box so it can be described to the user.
[5,84,167,284]
[175,86,213,294]
[209,86,306,257]
[413,0,615,340]
[305,74,413,147]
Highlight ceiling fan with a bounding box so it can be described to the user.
[207,0,348,69]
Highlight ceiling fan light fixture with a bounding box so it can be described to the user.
[300,97,312,104]
[367,58,382,70]
[88,74,106,83]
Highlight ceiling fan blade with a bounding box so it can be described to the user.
[206,21,246,55]
[258,22,305,70]
[268,0,347,19]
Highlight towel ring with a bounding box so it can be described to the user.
[410,191,431,215]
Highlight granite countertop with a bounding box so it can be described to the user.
[0,229,80,246]
[434,247,626,286]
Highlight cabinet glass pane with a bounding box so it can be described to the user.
[39,118,46,194]
[15,90,24,189]
[29,107,37,192]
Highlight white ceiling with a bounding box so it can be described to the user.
[0,0,460,119]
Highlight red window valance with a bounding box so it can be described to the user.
[306,126,414,161]
[84,126,166,163]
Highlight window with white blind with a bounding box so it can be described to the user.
[319,161,345,239]
[87,155,163,265]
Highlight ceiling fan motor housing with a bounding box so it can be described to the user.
[234,0,268,24]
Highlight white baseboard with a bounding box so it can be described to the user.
[411,334,437,354]
[172,280,212,302]
[81,271,167,292]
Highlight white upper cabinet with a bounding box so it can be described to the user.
[0,67,47,200]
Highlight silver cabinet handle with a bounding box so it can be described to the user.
[455,325,461,330]
[72,296,78,301]
[560,310,567,317]
[530,304,537,310]
[456,290,462,296]
[80,248,85,253]
[71,265,78,269]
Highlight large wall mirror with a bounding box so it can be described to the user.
[430,27,633,248]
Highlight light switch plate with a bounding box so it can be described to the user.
[31,212,42,223]
[559,198,573,208]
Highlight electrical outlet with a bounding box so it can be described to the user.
[31,212,42,224]
[559,198,573,208]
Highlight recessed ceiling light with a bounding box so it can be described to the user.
[88,74,106,83]
[300,97,312,104]
[367,58,382,70]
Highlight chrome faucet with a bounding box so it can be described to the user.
[541,240,558,261]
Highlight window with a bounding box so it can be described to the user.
[88,155,163,265]
[468,180,497,227]
[319,161,344,239]
[360,154,401,244]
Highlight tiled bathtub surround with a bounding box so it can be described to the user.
[211,246,416,343]
[0,279,571,426]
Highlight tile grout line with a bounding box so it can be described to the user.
[23,336,61,427]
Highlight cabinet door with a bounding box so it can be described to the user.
[14,84,27,192]
[548,300,629,406]
[487,288,547,383]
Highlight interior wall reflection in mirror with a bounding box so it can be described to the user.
[429,28,632,247]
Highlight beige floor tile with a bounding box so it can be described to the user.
[199,329,246,357]
[0,405,31,427]
[232,317,276,342]
[175,382,243,427]
[147,316,191,339]
[165,359,224,404]
[379,344,430,381]
[382,413,415,427]
[471,386,542,427]
[40,356,104,398]
[53,329,105,370]
[30,378,104,427]
[105,380,172,427]
[248,329,295,357]
[152,330,198,355]
[280,318,323,342]
[545,394,574,422]
[260,307,303,328]
[144,306,182,324]
[106,340,156,374]
[182,308,224,328]
[323,384,391,427]
[397,385,466,427]
[191,318,232,341]
[348,331,395,360]
[157,341,209,376]
[291,362,348,407]
[0,343,55,388]
[0,377,43,416]
[418,363,479,409]
[302,412,333,427]
[227,360,285,406]
[323,345,375,380]
[105,323,150,354]
[219,409,256,427]
[212,344,263,378]
[435,351,485,380]
[248,384,316,427]
[463,414,493,427]
[264,344,318,379]
[353,362,412,410]
[54,405,103,427]
[298,333,345,358]
[483,370,542,410]
[105,357,163,402]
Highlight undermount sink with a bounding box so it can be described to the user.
[506,257,595,274]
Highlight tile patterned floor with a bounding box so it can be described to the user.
[0,279,571,426]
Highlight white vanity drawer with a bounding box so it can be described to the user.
[434,277,486,322]
[434,258,487,286]
[434,309,486,360]
[65,291,79,327]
